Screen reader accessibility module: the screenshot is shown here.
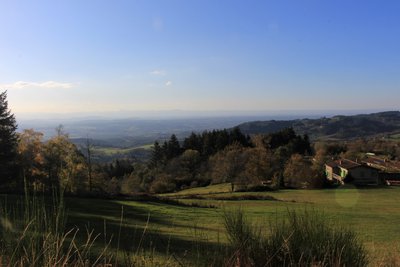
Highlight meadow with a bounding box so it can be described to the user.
[2,185,400,265]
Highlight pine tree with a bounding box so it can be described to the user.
[0,91,18,190]
[149,141,163,168]
[166,134,181,159]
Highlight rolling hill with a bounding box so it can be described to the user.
[237,111,400,140]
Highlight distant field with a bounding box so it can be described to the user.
[89,144,153,162]
[389,133,400,140]
[3,185,400,265]
[93,144,153,156]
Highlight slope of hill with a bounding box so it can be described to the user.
[237,111,400,140]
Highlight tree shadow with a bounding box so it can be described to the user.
[65,197,225,264]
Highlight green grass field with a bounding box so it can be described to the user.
[64,185,400,263]
[3,185,400,265]
[93,144,153,156]
[164,184,400,252]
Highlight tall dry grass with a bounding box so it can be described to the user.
[221,208,368,267]
[0,190,111,266]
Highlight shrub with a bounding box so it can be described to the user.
[267,209,368,266]
[222,209,368,267]
[149,179,176,194]
[222,208,266,266]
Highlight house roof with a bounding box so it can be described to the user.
[363,156,400,172]
[326,159,362,170]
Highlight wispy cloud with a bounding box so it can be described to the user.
[150,70,166,76]
[0,81,74,89]
[165,80,172,86]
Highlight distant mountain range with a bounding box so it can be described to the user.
[236,111,400,140]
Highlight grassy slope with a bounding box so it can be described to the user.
[3,186,399,264]
[164,184,400,249]
[197,184,399,262]
[67,185,400,259]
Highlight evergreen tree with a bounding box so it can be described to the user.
[0,91,18,190]
[149,141,163,168]
[166,134,181,159]
[183,132,201,151]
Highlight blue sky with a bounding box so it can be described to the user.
[1,0,399,116]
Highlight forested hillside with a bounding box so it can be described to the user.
[237,111,400,140]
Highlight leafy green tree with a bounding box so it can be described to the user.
[0,91,18,190]
[164,149,202,188]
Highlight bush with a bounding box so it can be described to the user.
[222,209,368,267]
[149,178,176,193]
[267,209,368,266]
[222,208,266,266]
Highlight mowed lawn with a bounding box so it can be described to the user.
[3,185,399,264]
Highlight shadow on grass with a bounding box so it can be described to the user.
[65,197,224,264]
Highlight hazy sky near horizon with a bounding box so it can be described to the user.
[1,0,399,115]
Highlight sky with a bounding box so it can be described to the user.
[1,0,400,117]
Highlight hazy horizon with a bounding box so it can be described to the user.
[14,108,395,121]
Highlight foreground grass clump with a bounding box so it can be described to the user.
[222,208,265,266]
[222,209,368,267]
[0,191,110,266]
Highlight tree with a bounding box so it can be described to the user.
[43,126,87,193]
[209,143,249,191]
[149,141,163,168]
[179,149,201,180]
[183,132,201,152]
[166,134,181,159]
[164,149,202,188]
[0,91,18,190]
[17,129,46,191]
[283,154,314,188]
[244,147,273,185]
